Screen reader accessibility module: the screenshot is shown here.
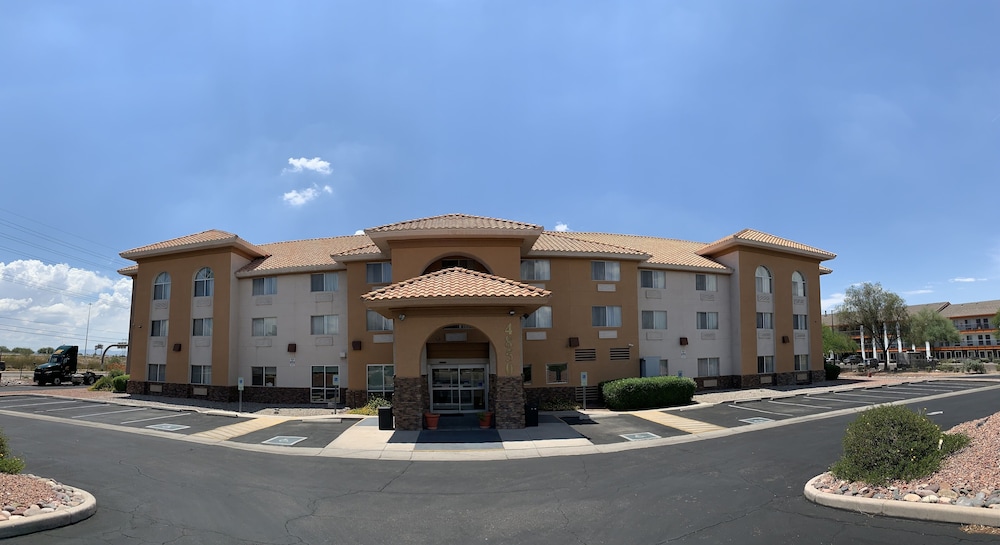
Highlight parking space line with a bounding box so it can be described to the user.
[121,413,189,424]
[805,396,872,405]
[726,404,793,417]
[632,410,727,434]
[44,404,101,412]
[834,392,908,400]
[71,408,147,419]
[767,399,833,410]
[0,400,80,409]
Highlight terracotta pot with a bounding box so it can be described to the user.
[424,412,440,430]
[478,411,493,429]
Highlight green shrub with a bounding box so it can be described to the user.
[602,376,696,411]
[89,375,114,391]
[829,405,969,485]
[963,360,986,374]
[0,428,25,475]
[824,363,841,380]
[347,396,391,415]
[112,374,129,393]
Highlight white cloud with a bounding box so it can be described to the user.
[0,260,131,351]
[283,157,332,175]
[903,289,934,295]
[949,277,983,283]
[282,184,333,206]
[821,292,845,312]
[553,222,570,232]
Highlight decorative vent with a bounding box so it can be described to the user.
[574,348,597,362]
[609,347,631,360]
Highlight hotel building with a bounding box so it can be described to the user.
[119,213,836,429]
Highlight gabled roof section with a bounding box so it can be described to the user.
[938,300,1000,319]
[329,242,387,262]
[554,233,730,272]
[906,301,951,315]
[697,229,836,261]
[120,230,267,261]
[117,264,138,277]
[528,232,650,261]
[364,213,543,253]
[236,235,370,276]
[362,267,550,305]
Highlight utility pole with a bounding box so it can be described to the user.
[84,303,92,357]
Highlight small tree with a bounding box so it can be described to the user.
[907,308,960,354]
[11,347,34,356]
[37,347,55,354]
[838,283,910,371]
[822,326,857,358]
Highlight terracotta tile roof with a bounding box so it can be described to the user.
[529,232,650,259]
[118,264,138,276]
[237,235,370,276]
[120,230,267,260]
[697,229,836,261]
[331,243,384,258]
[366,213,541,233]
[363,267,551,302]
[938,300,1000,319]
[906,302,951,315]
[554,233,730,271]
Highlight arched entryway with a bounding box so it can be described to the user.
[425,324,491,414]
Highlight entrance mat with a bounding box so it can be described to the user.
[412,429,503,449]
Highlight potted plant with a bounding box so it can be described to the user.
[424,412,440,430]
[477,411,493,429]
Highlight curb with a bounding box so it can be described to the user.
[804,474,1000,526]
[0,485,97,539]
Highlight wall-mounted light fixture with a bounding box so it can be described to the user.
[398,314,406,321]
[679,337,688,346]
[172,343,182,352]
[508,309,516,316]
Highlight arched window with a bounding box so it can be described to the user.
[194,267,214,297]
[792,271,806,297]
[755,266,772,294]
[153,272,171,300]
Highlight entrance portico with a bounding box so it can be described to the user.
[362,267,551,430]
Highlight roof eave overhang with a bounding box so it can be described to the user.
[364,295,551,310]
[365,227,544,253]
[697,240,836,261]
[235,263,348,278]
[526,250,652,261]
[120,238,267,261]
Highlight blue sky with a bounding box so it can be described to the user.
[1,1,998,351]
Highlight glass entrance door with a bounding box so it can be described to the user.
[429,365,487,413]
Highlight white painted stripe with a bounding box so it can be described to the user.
[121,413,189,424]
[726,404,793,416]
[804,396,872,404]
[72,408,147,418]
[926,411,943,416]
[45,405,98,412]
[0,400,79,408]
[767,399,833,410]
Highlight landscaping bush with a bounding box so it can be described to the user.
[824,362,841,380]
[601,376,696,411]
[963,359,986,374]
[347,396,391,415]
[112,374,129,393]
[0,428,25,475]
[829,404,969,485]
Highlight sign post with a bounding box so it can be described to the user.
[237,377,244,413]
[580,372,588,411]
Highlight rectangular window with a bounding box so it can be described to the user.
[592,306,623,327]
[697,357,720,377]
[252,366,277,387]
[591,261,621,281]
[310,365,340,403]
[366,310,393,332]
[696,312,719,330]
[151,319,168,337]
[310,273,338,292]
[190,365,211,385]
[640,270,666,289]
[756,312,773,329]
[192,318,213,337]
[311,315,339,335]
[522,306,552,328]
[147,363,166,382]
[366,262,392,284]
[252,317,277,337]
[252,277,277,296]
[695,274,717,292]
[546,363,568,384]
[757,355,775,373]
[522,364,532,384]
[794,354,809,371]
[520,259,551,281]
[641,310,668,329]
[367,364,395,398]
[793,314,808,330]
